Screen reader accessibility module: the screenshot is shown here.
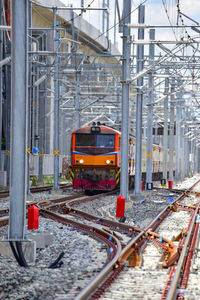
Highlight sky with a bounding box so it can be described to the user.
[60,0,200,53]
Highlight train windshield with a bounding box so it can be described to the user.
[75,134,115,154]
[96,135,115,147]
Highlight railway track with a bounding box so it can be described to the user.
[1,181,200,299]
[70,180,200,300]
[0,190,117,227]
[0,192,86,227]
[0,183,72,198]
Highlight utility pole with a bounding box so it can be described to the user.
[134,5,145,196]
[120,0,131,200]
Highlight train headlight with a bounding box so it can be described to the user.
[80,159,84,164]
[106,160,110,164]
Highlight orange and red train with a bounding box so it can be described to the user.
[69,124,121,191]
[69,124,173,192]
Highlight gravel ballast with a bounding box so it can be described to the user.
[0,176,200,299]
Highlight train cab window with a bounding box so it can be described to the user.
[75,133,115,155]
[76,134,95,147]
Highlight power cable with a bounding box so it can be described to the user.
[61,0,97,26]
[9,241,24,267]
[15,241,29,268]
[9,241,64,269]
[61,0,149,54]
[162,0,178,41]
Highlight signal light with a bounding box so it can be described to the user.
[106,160,110,164]
[80,159,84,164]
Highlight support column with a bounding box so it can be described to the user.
[146,29,155,187]
[38,78,45,183]
[31,66,36,150]
[120,0,131,200]
[75,71,81,129]
[9,0,28,239]
[198,147,200,173]
[169,78,175,181]
[175,102,181,180]
[184,108,190,177]
[163,74,169,181]
[135,5,145,196]
[27,0,32,193]
[5,43,11,185]
[194,140,198,174]
[53,11,60,190]
[180,108,184,179]
[0,2,3,171]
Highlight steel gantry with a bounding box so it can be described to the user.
[1,0,200,222]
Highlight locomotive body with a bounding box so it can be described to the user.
[69,125,121,191]
[69,124,172,191]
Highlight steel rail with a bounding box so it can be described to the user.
[74,240,122,300]
[0,193,85,220]
[177,221,199,299]
[65,206,142,235]
[61,180,200,299]
[166,205,199,300]
[66,185,190,300]
[0,183,72,198]
[0,216,8,226]
[44,190,118,210]
[40,209,122,300]
[119,194,184,261]
[74,194,184,300]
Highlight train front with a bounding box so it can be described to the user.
[69,125,121,191]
